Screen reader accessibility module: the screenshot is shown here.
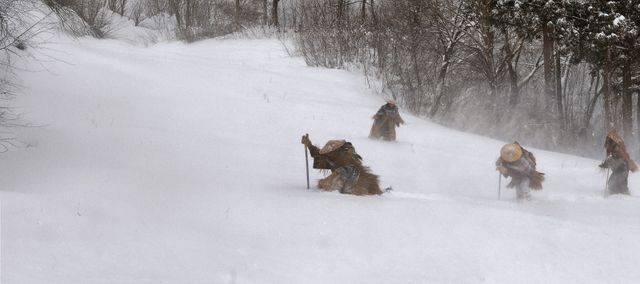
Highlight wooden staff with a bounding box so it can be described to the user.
[305,145,310,189]
[498,173,502,200]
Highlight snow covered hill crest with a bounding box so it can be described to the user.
[2,35,640,283]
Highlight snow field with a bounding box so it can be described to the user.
[1,37,639,283]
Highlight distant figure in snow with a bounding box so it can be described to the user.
[496,142,545,201]
[369,99,405,141]
[302,134,382,195]
[599,128,637,195]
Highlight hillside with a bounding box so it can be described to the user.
[1,36,640,283]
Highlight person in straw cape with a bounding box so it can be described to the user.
[599,128,637,195]
[495,142,545,201]
[301,134,382,195]
[369,99,405,141]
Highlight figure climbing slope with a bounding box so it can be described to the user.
[302,134,382,195]
[496,142,545,201]
[369,99,404,141]
[599,128,637,195]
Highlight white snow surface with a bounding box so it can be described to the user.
[3,37,640,284]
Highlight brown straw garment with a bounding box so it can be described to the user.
[605,128,638,172]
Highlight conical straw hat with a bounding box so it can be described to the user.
[500,143,522,163]
[320,140,346,154]
[606,128,624,145]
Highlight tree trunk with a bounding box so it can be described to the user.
[235,0,241,30]
[263,0,268,25]
[409,0,422,110]
[370,0,376,26]
[622,62,633,142]
[170,0,182,30]
[290,0,297,30]
[555,44,564,130]
[272,0,280,27]
[542,24,555,111]
[361,0,367,22]
[503,31,519,107]
[602,48,613,131]
[637,89,640,154]
[430,61,450,117]
[430,31,460,117]
[479,0,497,109]
[119,0,125,15]
[337,0,344,27]
[282,0,287,29]
[185,1,192,28]
[584,73,601,131]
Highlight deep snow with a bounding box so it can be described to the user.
[1,36,640,283]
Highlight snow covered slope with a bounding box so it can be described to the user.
[2,37,640,284]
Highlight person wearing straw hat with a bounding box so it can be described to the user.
[301,134,382,195]
[495,142,545,201]
[599,128,637,195]
[369,99,405,141]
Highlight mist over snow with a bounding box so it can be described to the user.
[2,33,640,283]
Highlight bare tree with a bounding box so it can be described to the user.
[235,0,241,29]
[429,0,466,117]
[129,0,146,26]
[272,0,280,27]
[0,1,59,151]
[263,0,268,25]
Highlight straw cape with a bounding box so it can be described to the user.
[605,128,638,172]
[302,134,382,195]
[369,102,405,141]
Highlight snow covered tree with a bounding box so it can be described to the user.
[462,0,500,100]
[494,0,569,125]
[608,1,640,144]
[567,1,640,138]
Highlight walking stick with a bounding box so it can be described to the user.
[604,168,610,197]
[498,173,502,200]
[304,145,310,189]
